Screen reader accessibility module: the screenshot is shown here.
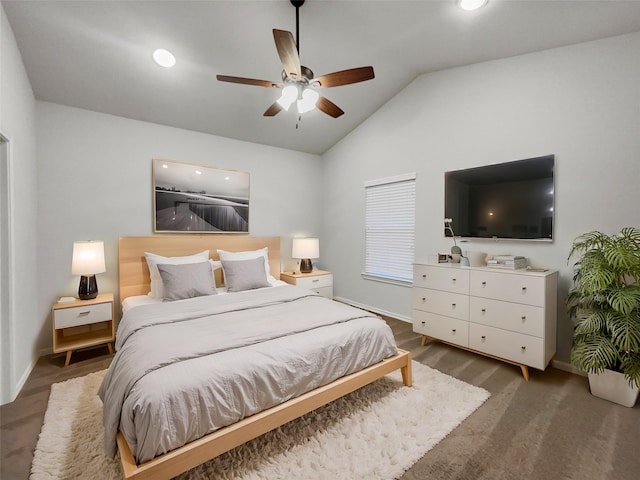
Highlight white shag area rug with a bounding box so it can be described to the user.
[31,361,489,480]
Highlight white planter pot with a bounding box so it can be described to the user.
[588,370,640,407]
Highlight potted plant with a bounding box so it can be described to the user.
[567,227,640,407]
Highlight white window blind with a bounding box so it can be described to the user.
[364,173,416,284]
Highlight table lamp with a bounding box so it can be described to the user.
[72,240,106,300]
[292,238,319,274]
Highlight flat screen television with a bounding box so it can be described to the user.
[444,155,554,241]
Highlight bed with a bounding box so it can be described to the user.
[100,235,412,480]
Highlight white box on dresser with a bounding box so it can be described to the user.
[413,263,557,380]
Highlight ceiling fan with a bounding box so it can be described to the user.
[216,0,374,119]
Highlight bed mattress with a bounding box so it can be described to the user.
[98,285,397,463]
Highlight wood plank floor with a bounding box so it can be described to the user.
[2,318,639,480]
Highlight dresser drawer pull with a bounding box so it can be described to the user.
[421,321,426,325]
[521,316,526,320]
[522,287,527,292]
[451,303,456,308]
[422,274,426,278]
[451,329,456,333]
[521,346,526,351]
[481,308,486,313]
[422,297,426,301]
[452,278,457,283]
[481,281,486,286]
[78,311,91,317]
[481,335,486,340]
[312,279,319,283]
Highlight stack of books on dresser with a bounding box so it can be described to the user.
[486,255,527,270]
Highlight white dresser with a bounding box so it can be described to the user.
[412,263,557,380]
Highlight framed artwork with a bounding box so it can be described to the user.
[152,158,250,233]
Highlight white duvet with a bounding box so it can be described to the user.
[98,285,398,464]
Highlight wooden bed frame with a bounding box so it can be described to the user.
[116,235,412,480]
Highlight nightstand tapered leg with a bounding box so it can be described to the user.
[65,350,73,366]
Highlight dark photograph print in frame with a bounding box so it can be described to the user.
[153,158,250,233]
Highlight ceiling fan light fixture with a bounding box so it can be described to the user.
[277,84,298,110]
[458,0,488,11]
[297,88,319,114]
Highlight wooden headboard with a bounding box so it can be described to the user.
[119,235,281,301]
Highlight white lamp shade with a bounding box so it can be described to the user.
[72,241,106,275]
[277,85,298,111]
[292,238,319,259]
[297,88,319,114]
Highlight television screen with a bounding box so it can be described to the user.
[444,155,554,241]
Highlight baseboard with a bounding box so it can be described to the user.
[553,359,586,377]
[3,354,38,405]
[333,296,411,323]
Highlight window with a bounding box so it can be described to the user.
[363,173,416,284]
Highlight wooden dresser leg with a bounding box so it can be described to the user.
[520,364,530,381]
[107,342,114,354]
[64,350,73,367]
[420,335,428,346]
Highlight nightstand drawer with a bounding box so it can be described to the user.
[295,274,333,290]
[54,302,112,329]
[311,285,333,298]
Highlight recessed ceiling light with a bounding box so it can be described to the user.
[458,0,488,11]
[153,48,176,68]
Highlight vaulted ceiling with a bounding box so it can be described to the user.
[4,1,640,154]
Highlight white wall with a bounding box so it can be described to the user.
[0,3,38,404]
[34,102,322,354]
[321,32,640,364]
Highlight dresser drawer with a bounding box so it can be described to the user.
[470,270,545,306]
[413,265,469,294]
[469,323,545,369]
[295,274,333,290]
[469,296,544,337]
[412,288,469,320]
[413,310,469,348]
[54,302,112,329]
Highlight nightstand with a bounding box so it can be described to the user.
[280,270,333,298]
[52,292,115,366]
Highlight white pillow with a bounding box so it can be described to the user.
[144,250,210,298]
[216,247,278,286]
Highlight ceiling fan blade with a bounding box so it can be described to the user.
[312,66,375,88]
[316,96,344,118]
[273,29,302,80]
[263,101,283,117]
[216,75,282,88]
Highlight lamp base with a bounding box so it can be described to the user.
[299,258,313,274]
[78,274,99,300]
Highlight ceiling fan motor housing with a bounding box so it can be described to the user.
[282,65,314,84]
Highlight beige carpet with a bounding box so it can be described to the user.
[30,361,489,480]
